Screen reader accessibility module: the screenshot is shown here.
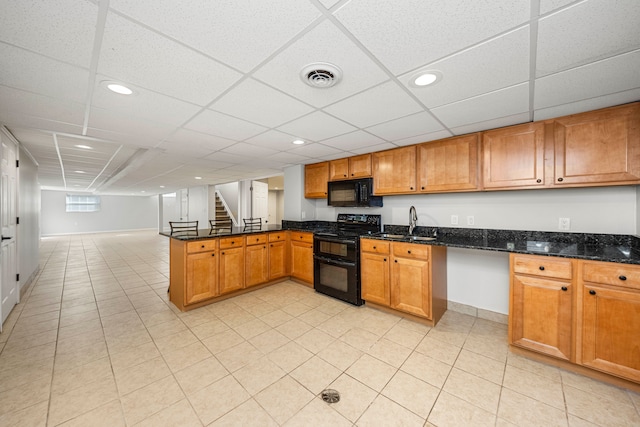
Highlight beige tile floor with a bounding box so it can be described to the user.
[0,230,639,426]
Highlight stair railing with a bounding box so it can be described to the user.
[214,190,238,226]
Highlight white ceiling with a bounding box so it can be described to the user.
[1,0,639,195]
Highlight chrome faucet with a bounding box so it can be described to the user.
[409,206,417,235]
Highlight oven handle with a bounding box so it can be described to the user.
[313,255,356,268]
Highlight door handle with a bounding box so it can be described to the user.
[1,236,12,240]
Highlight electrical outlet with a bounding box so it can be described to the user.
[558,217,571,230]
[467,216,475,226]
[451,215,459,225]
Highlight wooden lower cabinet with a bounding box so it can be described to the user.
[269,240,287,279]
[219,245,245,295]
[509,254,574,361]
[245,242,268,287]
[578,261,640,382]
[290,232,313,284]
[185,250,218,305]
[360,238,447,324]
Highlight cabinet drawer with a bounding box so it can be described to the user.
[581,261,640,290]
[392,242,429,259]
[290,232,313,243]
[246,234,267,246]
[361,239,389,254]
[187,240,217,253]
[269,232,288,242]
[513,255,573,280]
[219,237,243,249]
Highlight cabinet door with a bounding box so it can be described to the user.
[510,274,572,361]
[219,246,244,295]
[554,103,640,186]
[579,283,640,382]
[372,146,417,194]
[291,241,313,283]
[361,252,390,306]
[390,255,431,318]
[245,244,268,287]
[349,154,372,178]
[329,158,349,181]
[185,251,218,305]
[418,134,480,192]
[304,162,329,198]
[483,122,545,189]
[269,240,287,279]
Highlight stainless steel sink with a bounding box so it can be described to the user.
[407,235,437,241]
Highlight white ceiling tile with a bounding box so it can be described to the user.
[536,0,640,76]
[0,0,97,67]
[431,83,530,128]
[540,0,575,14]
[449,112,530,135]
[184,109,268,141]
[0,86,85,127]
[99,13,241,106]
[220,142,279,158]
[253,20,390,108]
[399,27,530,108]
[534,88,640,121]
[91,76,202,126]
[349,142,398,155]
[0,43,89,103]
[204,151,253,165]
[320,131,386,151]
[318,0,341,8]
[365,112,444,142]
[1,115,83,136]
[277,111,356,142]
[109,0,321,72]
[86,108,176,147]
[244,130,301,152]
[288,142,343,159]
[534,50,640,110]
[335,0,530,75]
[160,129,236,155]
[323,80,422,128]
[211,79,314,127]
[393,130,454,147]
[263,152,312,164]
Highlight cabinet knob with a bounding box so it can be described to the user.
[410,187,414,190]
[344,174,347,177]
[407,250,411,254]
[536,179,541,183]
[373,246,376,249]
[619,275,627,281]
[539,266,545,271]
[231,241,235,245]
[256,238,259,241]
[383,258,387,262]
[211,253,215,257]
[201,244,205,248]
[561,286,567,291]
[421,186,425,190]
[394,260,398,263]
[351,173,354,176]
[589,289,596,295]
[263,246,266,248]
[557,177,564,182]
[222,252,225,255]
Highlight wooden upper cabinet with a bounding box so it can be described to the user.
[418,134,480,193]
[372,146,417,194]
[554,103,640,187]
[482,122,546,189]
[329,154,372,181]
[304,162,329,198]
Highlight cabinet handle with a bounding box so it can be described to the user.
[589,289,596,295]
[561,286,567,291]
[539,266,545,271]
[619,275,627,281]
[536,179,541,183]
[557,177,564,182]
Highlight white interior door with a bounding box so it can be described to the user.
[251,181,268,225]
[1,134,18,326]
[180,189,189,220]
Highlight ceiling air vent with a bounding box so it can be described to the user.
[300,63,342,88]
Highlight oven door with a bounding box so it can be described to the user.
[313,255,363,306]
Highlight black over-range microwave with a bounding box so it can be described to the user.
[327,178,383,207]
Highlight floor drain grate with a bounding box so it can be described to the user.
[321,389,340,403]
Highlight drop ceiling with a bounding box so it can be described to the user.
[1,0,638,195]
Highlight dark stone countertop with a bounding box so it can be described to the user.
[161,220,640,265]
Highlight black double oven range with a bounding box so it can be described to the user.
[313,213,381,306]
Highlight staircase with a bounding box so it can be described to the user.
[214,193,232,223]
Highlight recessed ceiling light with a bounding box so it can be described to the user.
[195,176,202,180]
[409,70,443,87]
[160,185,165,188]
[292,139,305,145]
[141,190,145,193]
[74,144,93,150]
[106,83,133,95]
[74,170,86,174]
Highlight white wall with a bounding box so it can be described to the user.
[284,165,316,221]
[288,170,638,314]
[161,192,180,232]
[187,185,208,227]
[41,190,158,235]
[18,147,40,292]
